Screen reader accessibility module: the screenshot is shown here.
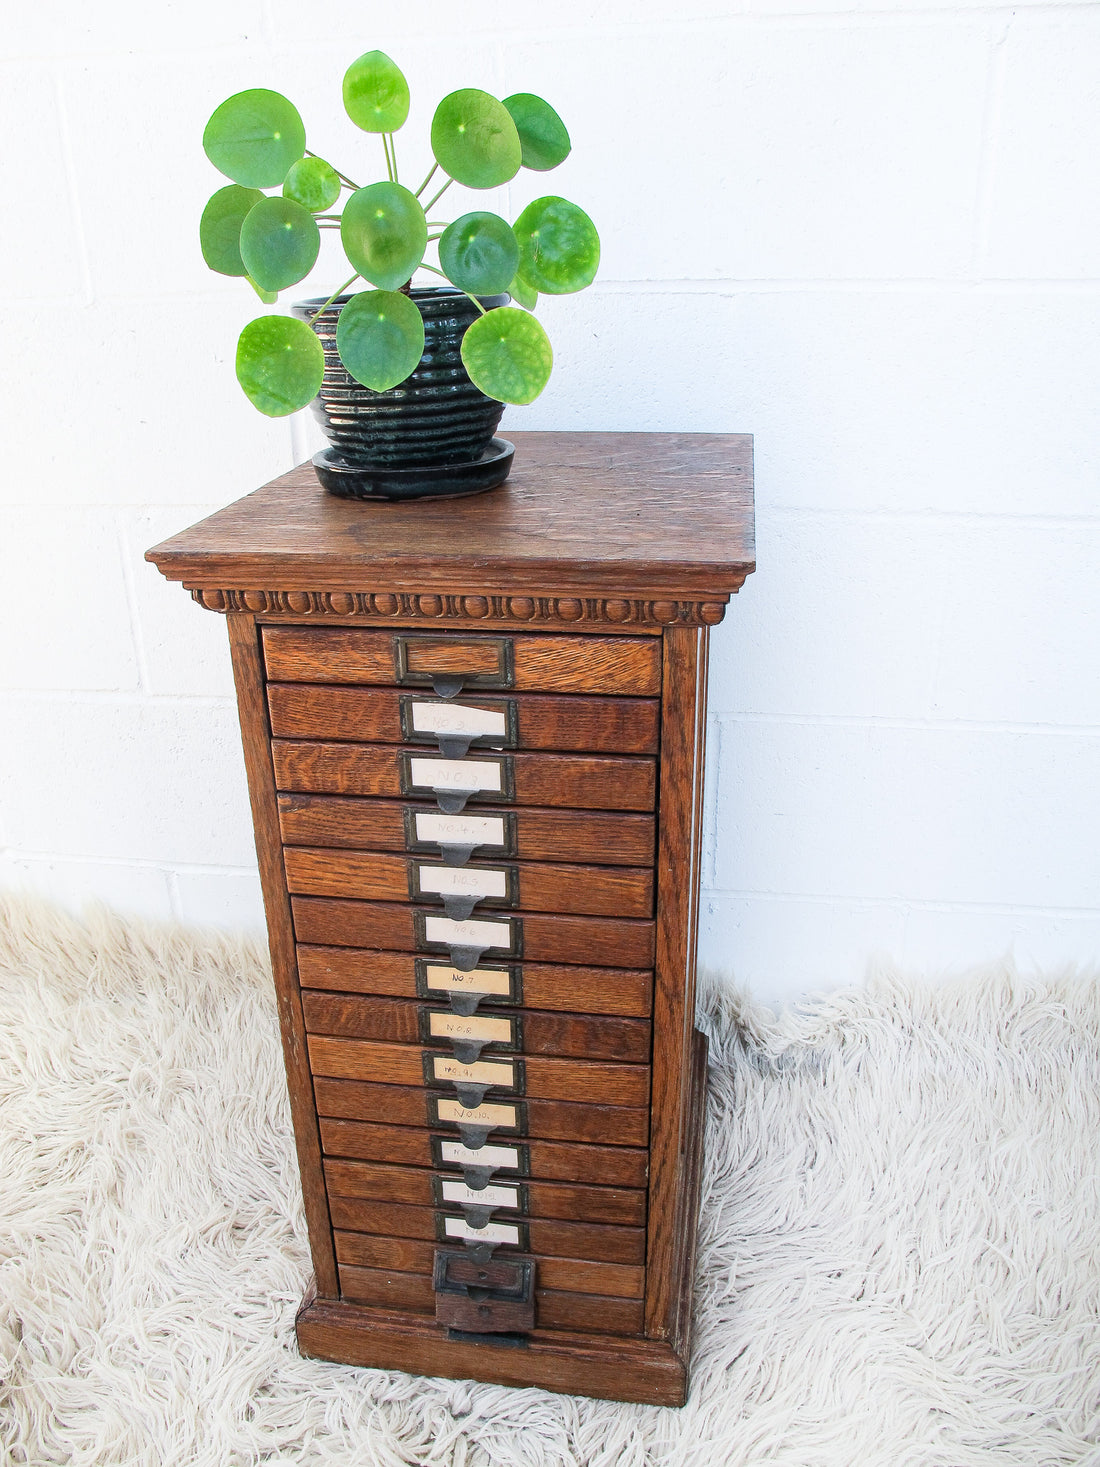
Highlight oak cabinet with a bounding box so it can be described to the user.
[148,431,754,1405]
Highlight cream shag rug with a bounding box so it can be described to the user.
[1,899,1098,1467]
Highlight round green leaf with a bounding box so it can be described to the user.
[199,184,264,275]
[203,89,306,188]
[502,93,571,172]
[343,50,410,133]
[247,275,279,304]
[506,269,538,311]
[431,89,521,189]
[236,315,325,417]
[283,155,341,212]
[513,195,599,295]
[335,289,425,392]
[239,196,320,291]
[340,182,426,291]
[439,212,520,296]
[460,306,552,405]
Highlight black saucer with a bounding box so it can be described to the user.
[313,438,514,502]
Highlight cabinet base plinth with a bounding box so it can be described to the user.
[295,1294,689,1405]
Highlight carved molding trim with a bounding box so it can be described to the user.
[190,587,733,626]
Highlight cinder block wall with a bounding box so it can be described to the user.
[3,2,1098,1002]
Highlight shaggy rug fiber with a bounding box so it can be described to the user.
[1,899,1098,1467]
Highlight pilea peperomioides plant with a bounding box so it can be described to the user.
[199,51,600,417]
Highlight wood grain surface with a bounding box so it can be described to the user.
[296,1293,688,1403]
[271,741,657,812]
[331,1232,644,1298]
[146,434,754,609]
[317,1119,650,1188]
[225,615,339,1298]
[301,991,652,1062]
[645,626,706,1338]
[283,847,654,919]
[264,630,662,697]
[291,897,657,968]
[267,683,660,754]
[328,1197,645,1265]
[297,945,654,1016]
[323,1158,646,1226]
[313,1077,650,1147]
[306,1036,651,1108]
[279,796,657,868]
[336,1264,645,1337]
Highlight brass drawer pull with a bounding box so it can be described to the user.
[401,753,515,814]
[399,695,517,759]
[394,635,515,695]
[431,1136,530,1188]
[433,1247,535,1335]
[415,958,524,1013]
[404,809,517,867]
[408,860,518,922]
[414,912,523,972]
[419,1005,520,1064]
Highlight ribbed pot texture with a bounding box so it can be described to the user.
[292,288,506,468]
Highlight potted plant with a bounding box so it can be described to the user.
[199,50,599,498]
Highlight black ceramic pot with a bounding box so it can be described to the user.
[292,287,507,470]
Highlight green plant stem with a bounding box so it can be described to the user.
[418,262,486,314]
[415,162,438,199]
[309,273,360,322]
[382,133,394,182]
[387,132,399,183]
[305,149,359,190]
[423,177,452,214]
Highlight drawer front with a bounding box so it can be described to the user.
[314,1078,650,1148]
[279,797,656,868]
[284,848,654,920]
[301,991,652,1063]
[273,741,656,812]
[263,627,661,697]
[292,898,656,969]
[323,1159,646,1228]
[328,1196,645,1266]
[268,685,660,756]
[298,946,653,1017]
[317,1120,650,1189]
[307,1036,651,1108]
[336,1260,644,1337]
[334,1235,644,1301]
[271,622,667,1341]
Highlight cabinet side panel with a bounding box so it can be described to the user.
[645,624,704,1338]
[226,613,338,1297]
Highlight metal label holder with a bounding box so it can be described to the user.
[393,635,516,695]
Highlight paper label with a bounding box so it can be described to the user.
[435,1099,517,1128]
[409,757,501,793]
[424,916,511,950]
[443,1217,520,1246]
[410,702,507,738]
[439,1179,519,1209]
[423,964,513,997]
[428,1012,513,1045]
[415,812,506,848]
[439,1140,520,1169]
[431,1055,515,1087]
[418,865,507,899]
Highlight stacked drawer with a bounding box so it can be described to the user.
[263,625,661,1340]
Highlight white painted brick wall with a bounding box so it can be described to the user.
[3,1,1098,1004]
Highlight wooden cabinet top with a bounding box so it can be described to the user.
[147,431,754,628]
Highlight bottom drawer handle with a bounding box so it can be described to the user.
[433,1248,536,1335]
